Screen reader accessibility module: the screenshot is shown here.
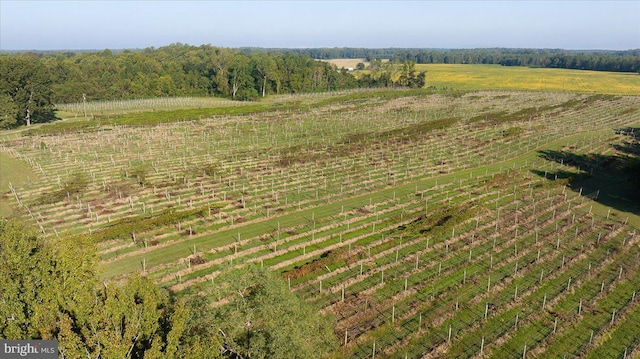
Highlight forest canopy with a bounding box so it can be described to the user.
[2,44,637,109]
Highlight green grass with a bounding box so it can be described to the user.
[0,152,36,217]
[28,103,280,136]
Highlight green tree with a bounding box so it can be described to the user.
[0,56,56,126]
[0,219,218,358]
[211,48,234,96]
[212,264,338,358]
[252,52,277,97]
[229,53,255,100]
[0,94,18,128]
[412,71,426,88]
[0,219,52,339]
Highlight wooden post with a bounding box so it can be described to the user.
[578,298,582,315]
[611,310,616,324]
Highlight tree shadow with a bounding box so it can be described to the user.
[531,127,640,215]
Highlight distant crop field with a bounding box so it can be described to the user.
[324,58,367,69]
[57,96,244,117]
[415,64,640,95]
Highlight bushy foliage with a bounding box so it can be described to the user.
[1,219,337,358]
[125,162,151,186]
[35,171,88,204]
[0,56,56,126]
[91,205,218,242]
[212,264,339,358]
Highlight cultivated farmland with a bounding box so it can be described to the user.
[1,88,639,358]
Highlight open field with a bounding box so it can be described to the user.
[349,62,640,95]
[1,88,639,357]
[416,64,640,95]
[324,58,368,69]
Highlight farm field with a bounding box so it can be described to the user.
[1,88,639,357]
[354,63,640,95]
[324,58,368,69]
[415,64,640,95]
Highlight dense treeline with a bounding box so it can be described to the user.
[0,44,428,127]
[392,48,640,73]
[1,44,636,128]
[249,47,640,73]
[3,43,367,105]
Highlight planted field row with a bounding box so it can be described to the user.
[3,92,636,241]
[1,90,638,358]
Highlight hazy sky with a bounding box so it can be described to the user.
[1,0,639,50]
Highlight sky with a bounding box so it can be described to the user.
[1,0,639,51]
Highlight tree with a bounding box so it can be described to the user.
[396,61,425,88]
[211,48,234,97]
[212,264,338,358]
[412,71,427,88]
[0,219,218,358]
[229,53,255,100]
[0,94,18,128]
[0,219,52,339]
[0,219,338,358]
[252,52,277,97]
[0,56,56,127]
